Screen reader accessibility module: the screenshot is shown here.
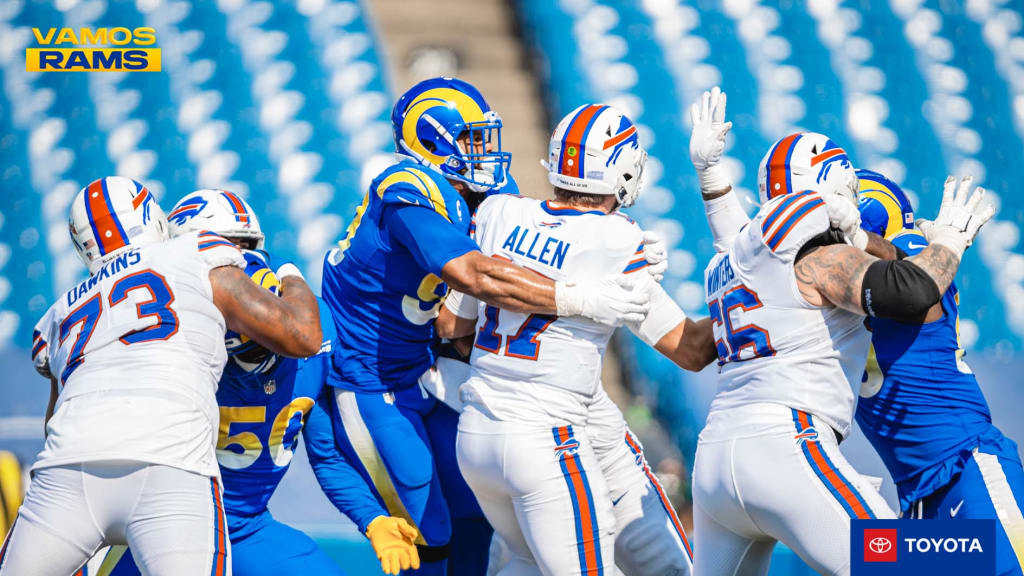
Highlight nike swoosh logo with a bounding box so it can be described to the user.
[907,242,927,249]
[950,500,965,518]
[612,493,626,506]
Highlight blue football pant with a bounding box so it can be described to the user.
[917,448,1024,576]
[425,400,494,575]
[333,385,482,575]
[97,508,342,576]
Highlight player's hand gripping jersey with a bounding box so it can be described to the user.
[459,194,684,424]
[702,190,870,438]
[32,231,245,477]
[321,160,476,393]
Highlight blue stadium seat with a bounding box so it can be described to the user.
[0,0,393,350]
[513,0,1024,463]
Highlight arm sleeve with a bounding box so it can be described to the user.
[196,231,246,270]
[383,205,480,276]
[443,289,480,320]
[704,190,751,253]
[626,274,688,346]
[303,389,388,533]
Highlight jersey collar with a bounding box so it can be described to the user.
[541,200,604,216]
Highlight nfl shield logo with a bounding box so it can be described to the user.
[264,380,276,395]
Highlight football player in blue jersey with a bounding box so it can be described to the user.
[855,170,1024,576]
[319,77,651,575]
[98,190,421,576]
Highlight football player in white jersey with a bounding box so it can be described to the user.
[687,88,996,575]
[0,177,322,576]
[439,104,717,576]
[430,277,698,576]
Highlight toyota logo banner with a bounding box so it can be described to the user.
[852,520,996,575]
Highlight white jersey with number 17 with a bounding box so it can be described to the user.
[457,194,686,425]
[31,231,246,476]
[702,190,870,439]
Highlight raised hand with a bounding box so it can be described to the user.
[916,175,996,257]
[690,86,733,192]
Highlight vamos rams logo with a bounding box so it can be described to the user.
[26,27,160,72]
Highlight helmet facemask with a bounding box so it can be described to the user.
[426,111,511,193]
[392,78,512,195]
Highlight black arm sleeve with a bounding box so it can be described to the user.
[796,228,846,262]
[860,259,941,321]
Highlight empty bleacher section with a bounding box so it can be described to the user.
[0,0,394,354]
[514,0,1024,464]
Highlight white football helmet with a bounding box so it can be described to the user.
[757,132,858,205]
[544,104,647,207]
[167,189,264,249]
[69,176,168,274]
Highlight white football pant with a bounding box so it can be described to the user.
[691,403,894,576]
[458,406,615,576]
[0,462,230,576]
[587,391,693,576]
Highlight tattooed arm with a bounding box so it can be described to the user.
[794,242,959,317]
[904,243,959,296]
[794,244,875,313]
[210,266,322,358]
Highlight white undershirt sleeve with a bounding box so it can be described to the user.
[626,275,687,346]
[704,190,751,253]
[444,289,479,321]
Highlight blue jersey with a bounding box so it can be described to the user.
[855,230,1003,510]
[321,160,477,392]
[216,298,336,517]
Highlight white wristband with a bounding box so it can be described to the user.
[555,281,583,317]
[850,228,869,250]
[927,231,968,260]
[276,262,304,281]
[698,163,732,194]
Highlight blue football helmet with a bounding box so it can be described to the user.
[224,250,281,374]
[857,169,915,240]
[391,77,511,193]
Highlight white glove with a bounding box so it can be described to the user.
[641,230,668,283]
[689,86,733,192]
[915,175,995,257]
[556,276,649,326]
[824,193,868,250]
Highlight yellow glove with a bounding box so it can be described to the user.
[366,515,421,575]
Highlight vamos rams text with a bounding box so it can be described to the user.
[26,27,160,72]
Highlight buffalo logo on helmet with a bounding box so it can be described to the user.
[167,195,209,227]
[603,116,639,168]
[810,140,852,186]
